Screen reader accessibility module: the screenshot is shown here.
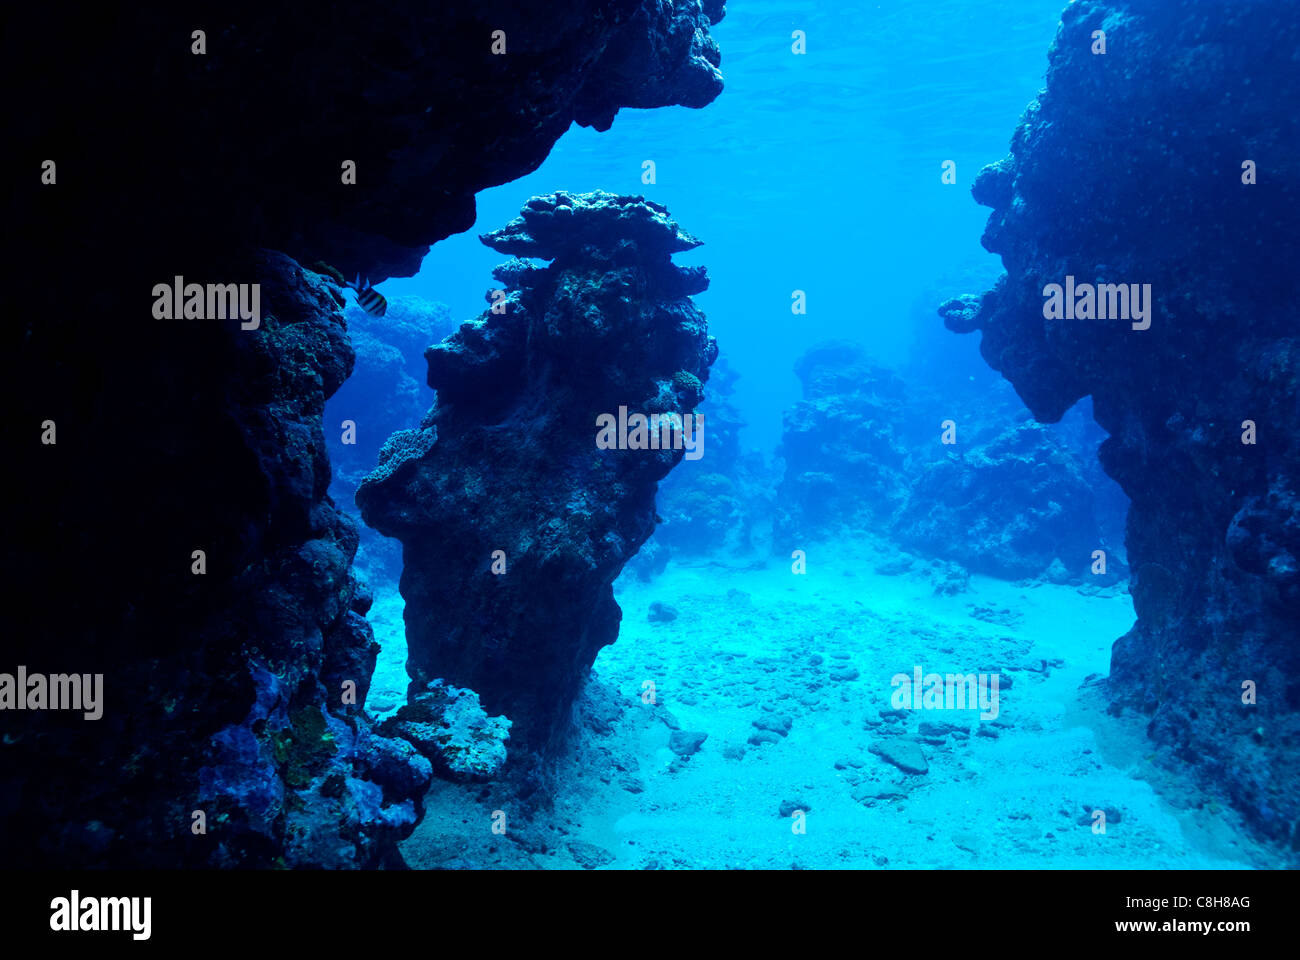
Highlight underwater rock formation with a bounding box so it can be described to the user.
[892,422,1104,581]
[651,358,773,559]
[357,191,715,753]
[325,295,458,584]
[775,342,914,543]
[7,0,726,867]
[379,680,511,782]
[942,0,1300,845]
[327,295,456,500]
[12,1,725,283]
[777,341,1119,581]
[2,251,430,867]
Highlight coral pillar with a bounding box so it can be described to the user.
[358,192,716,753]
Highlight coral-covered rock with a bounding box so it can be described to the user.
[2,250,430,868]
[379,680,511,782]
[325,296,460,488]
[325,295,457,583]
[775,342,913,543]
[653,357,773,558]
[657,472,749,553]
[776,340,1124,581]
[357,192,715,752]
[944,0,1300,844]
[627,536,672,581]
[892,422,1101,580]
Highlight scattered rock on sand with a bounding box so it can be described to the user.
[928,560,971,595]
[648,602,678,623]
[918,719,968,739]
[778,799,811,817]
[568,841,616,869]
[1045,558,1072,584]
[869,739,929,775]
[1076,803,1123,826]
[968,604,1023,627]
[668,730,708,757]
[851,783,907,804]
[874,556,914,576]
[753,714,793,737]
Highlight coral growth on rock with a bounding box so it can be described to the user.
[893,421,1104,581]
[357,191,716,753]
[776,342,915,542]
[379,680,511,782]
[941,0,1300,845]
[4,251,431,868]
[775,341,1113,581]
[650,357,773,561]
[325,296,458,583]
[327,297,456,498]
[6,0,726,867]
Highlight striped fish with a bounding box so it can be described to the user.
[348,274,387,317]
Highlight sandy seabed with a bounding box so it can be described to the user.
[370,539,1280,869]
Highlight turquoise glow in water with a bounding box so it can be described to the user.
[336,1,1282,869]
[384,0,1066,451]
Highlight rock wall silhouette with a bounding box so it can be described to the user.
[4,250,433,868]
[941,0,1300,847]
[4,1,725,866]
[12,1,725,282]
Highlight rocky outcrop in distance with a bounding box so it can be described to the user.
[893,421,1113,582]
[774,341,1122,584]
[645,357,775,565]
[776,342,917,543]
[940,0,1300,848]
[357,191,716,754]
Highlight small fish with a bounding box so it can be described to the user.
[347,274,387,317]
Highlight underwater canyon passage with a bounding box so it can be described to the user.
[4,0,1299,871]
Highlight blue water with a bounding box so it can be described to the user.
[331,1,1280,869]
[381,0,1064,452]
